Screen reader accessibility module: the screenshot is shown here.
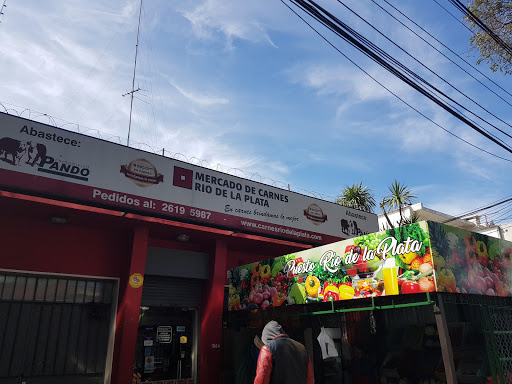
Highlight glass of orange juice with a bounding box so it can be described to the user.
[382,258,399,295]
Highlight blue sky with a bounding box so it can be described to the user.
[1,0,512,221]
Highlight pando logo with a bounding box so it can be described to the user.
[120,158,163,187]
[303,203,327,225]
[0,136,90,181]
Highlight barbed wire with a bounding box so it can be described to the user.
[0,103,337,202]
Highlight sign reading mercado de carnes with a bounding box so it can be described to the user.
[0,113,377,243]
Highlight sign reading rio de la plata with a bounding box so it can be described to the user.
[0,112,378,243]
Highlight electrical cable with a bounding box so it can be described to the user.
[339,0,512,141]
[280,0,512,162]
[286,0,512,155]
[443,196,512,224]
[375,0,512,106]
[431,0,475,34]
[447,0,512,57]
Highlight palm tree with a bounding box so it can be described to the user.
[335,182,376,213]
[381,180,417,227]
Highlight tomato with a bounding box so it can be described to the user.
[401,281,420,294]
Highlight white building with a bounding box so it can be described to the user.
[377,202,512,242]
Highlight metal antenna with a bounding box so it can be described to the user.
[124,0,143,147]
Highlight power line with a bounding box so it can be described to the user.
[280,0,512,162]
[443,196,512,224]
[338,0,512,142]
[375,0,512,108]
[447,0,512,58]
[284,0,512,157]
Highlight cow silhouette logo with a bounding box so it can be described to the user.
[0,137,47,167]
[0,137,28,165]
[303,203,327,225]
[340,219,363,237]
[120,158,163,187]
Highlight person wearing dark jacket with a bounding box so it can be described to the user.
[254,320,314,384]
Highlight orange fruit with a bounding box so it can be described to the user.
[423,254,433,265]
[410,257,423,271]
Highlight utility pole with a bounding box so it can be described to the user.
[124,0,143,147]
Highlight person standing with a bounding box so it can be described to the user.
[254,320,314,384]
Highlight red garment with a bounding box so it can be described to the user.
[254,335,314,384]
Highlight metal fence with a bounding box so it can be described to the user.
[0,271,117,384]
[442,293,512,384]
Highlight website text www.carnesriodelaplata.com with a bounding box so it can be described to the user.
[239,220,322,241]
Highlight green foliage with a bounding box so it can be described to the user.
[381,180,418,228]
[386,222,429,256]
[335,182,376,213]
[466,0,512,74]
[382,180,417,211]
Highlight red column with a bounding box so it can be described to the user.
[112,226,149,384]
[200,239,227,384]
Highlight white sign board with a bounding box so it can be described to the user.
[0,113,378,243]
[157,326,172,343]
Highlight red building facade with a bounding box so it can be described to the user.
[0,112,377,384]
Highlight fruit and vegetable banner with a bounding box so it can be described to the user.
[227,221,435,310]
[226,221,512,311]
[429,222,512,296]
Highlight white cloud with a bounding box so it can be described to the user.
[169,81,229,107]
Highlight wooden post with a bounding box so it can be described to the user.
[434,294,458,384]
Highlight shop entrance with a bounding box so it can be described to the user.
[133,274,202,384]
[134,306,195,383]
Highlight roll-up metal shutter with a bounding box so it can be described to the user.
[141,275,203,308]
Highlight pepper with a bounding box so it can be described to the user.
[272,292,286,306]
[476,241,489,265]
[260,265,271,280]
[322,281,337,294]
[466,248,478,264]
[305,276,320,298]
[323,288,340,302]
[275,272,286,282]
[252,263,262,276]
[338,284,355,300]
[339,276,352,287]
[250,275,260,288]
[438,268,456,293]
[228,294,240,309]
[496,281,509,297]
[399,251,419,265]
